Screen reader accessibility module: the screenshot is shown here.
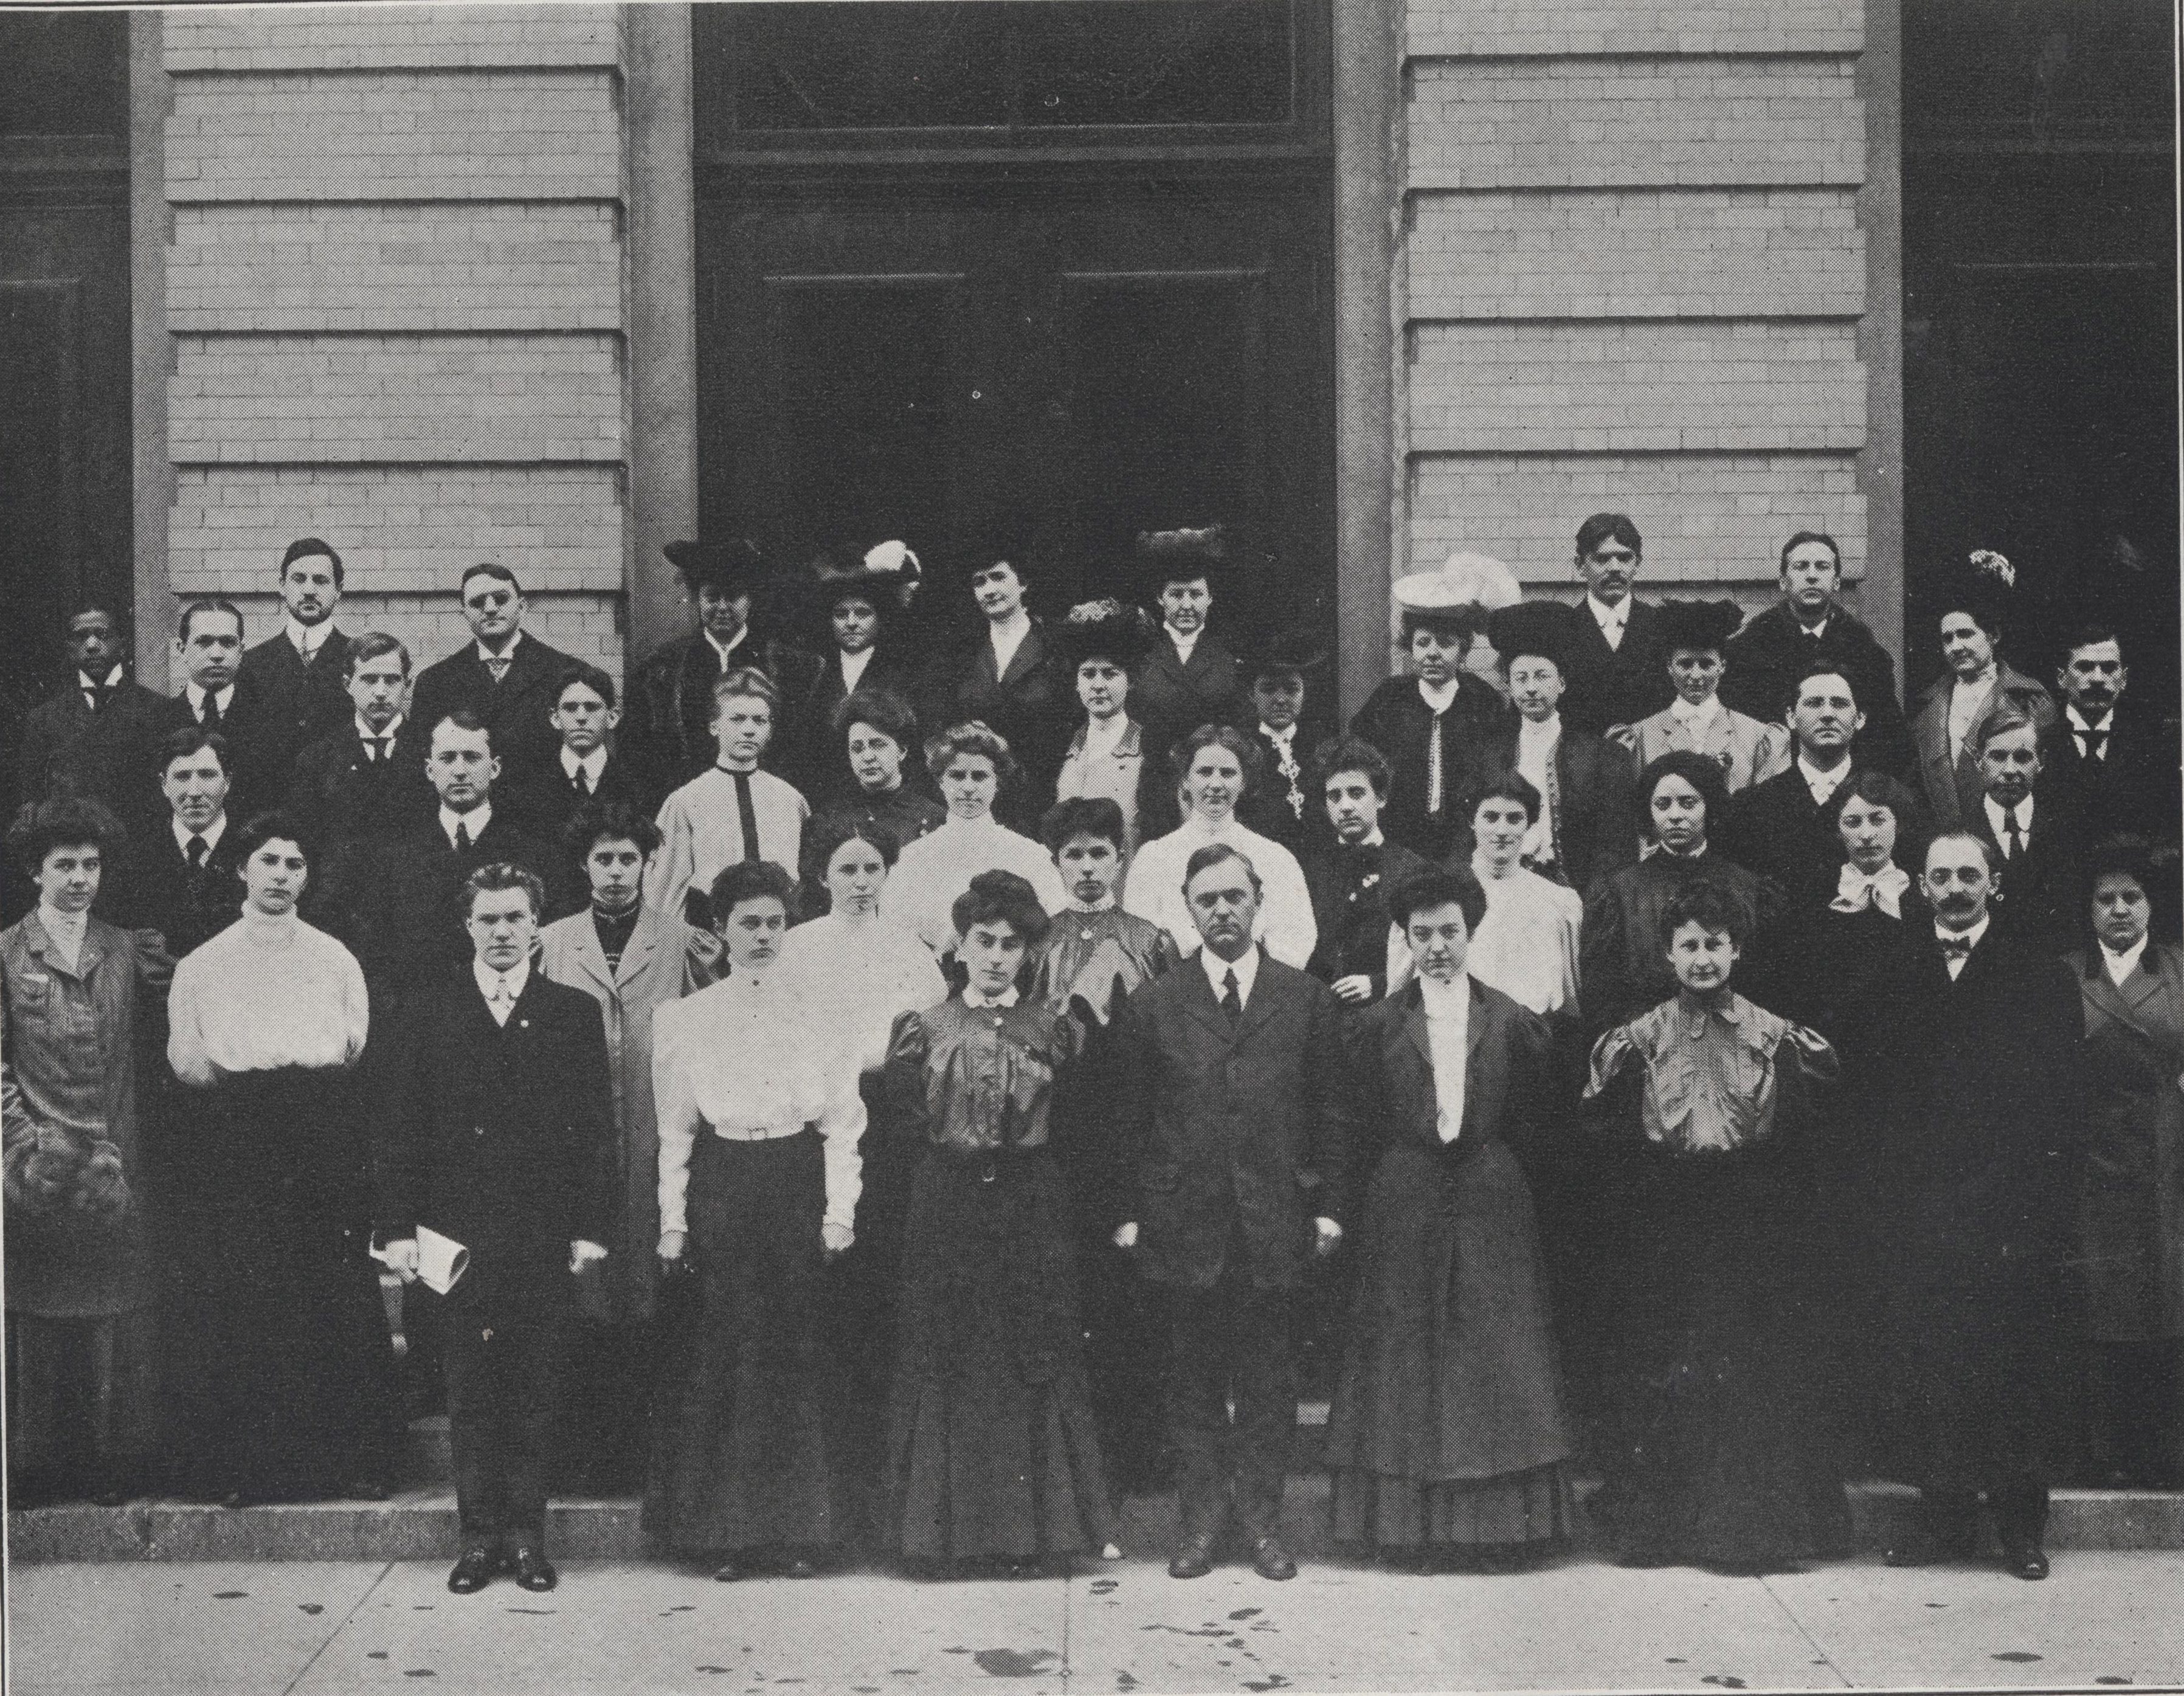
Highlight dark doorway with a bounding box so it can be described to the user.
[0,11,133,710]
[1901,2,2179,709]
[694,0,1335,651]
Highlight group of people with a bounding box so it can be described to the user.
[4,514,2178,1599]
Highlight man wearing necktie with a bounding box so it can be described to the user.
[288,632,434,855]
[103,727,246,980]
[238,537,356,787]
[647,668,809,929]
[1111,843,1354,1584]
[1968,701,2080,956]
[2048,623,2182,849]
[17,604,165,829]
[150,600,276,826]
[502,666,663,906]
[1868,831,2084,1582]
[407,564,581,795]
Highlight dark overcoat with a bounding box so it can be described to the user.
[2066,942,2184,1343]
[1113,950,1355,1292]
[1723,765,1928,914]
[407,632,582,792]
[624,627,826,792]
[2045,698,2182,849]
[935,619,1073,825]
[1719,600,1914,777]
[237,627,356,788]
[1460,720,1638,895]
[1130,630,1245,752]
[286,722,435,854]
[1557,598,1674,737]
[17,677,166,821]
[1347,672,1508,863]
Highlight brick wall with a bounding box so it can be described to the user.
[1399,0,1875,616]
[154,4,629,689]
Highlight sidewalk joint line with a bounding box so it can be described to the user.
[282,1559,396,1696]
[1757,1573,1853,1689]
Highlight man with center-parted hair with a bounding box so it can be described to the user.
[1111,841,1355,1582]
[503,663,665,913]
[407,564,582,793]
[285,631,434,855]
[1865,830,2084,1582]
[16,602,165,826]
[149,599,279,825]
[102,726,249,976]
[237,537,358,786]
[376,861,617,1596]
[1963,700,2083,957]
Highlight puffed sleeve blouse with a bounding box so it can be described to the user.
[885,995,1085,1154]
[166,912,369,1087]
[1584,990,1836,1156]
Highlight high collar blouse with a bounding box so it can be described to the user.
[1584,990,1836,1156]
[775,912,949,1074]
[1467,862,1584,1019]
[885,995,1084,1155]
[166,911,369,1087]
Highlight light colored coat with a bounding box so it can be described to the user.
[1621,702,1792,794]
[538,903,719,1322]
[1908,662,2056,832]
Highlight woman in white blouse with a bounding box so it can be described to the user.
[163,811,396,1505]
[651,859,866,1581]
[1463,773,1584,1023]
[885,723,1066,957]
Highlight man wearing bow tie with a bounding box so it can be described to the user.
[287,632,434,855]
[1112,844,1355,1582]
[237,538,356,787]
[2046,624,2181,852]
[1869,832,2083,1582]
[16,604,165,833]
[376,862,616,1595]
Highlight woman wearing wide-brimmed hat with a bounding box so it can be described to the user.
[789,541,928,801]
[1050,599,1175,858]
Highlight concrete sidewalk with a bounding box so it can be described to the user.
[11,1551,2184,1696]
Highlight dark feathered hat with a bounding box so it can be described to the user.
[811,539,920,612]
[1135,523,1233,593]
[1243,627,1332,683]
[664,538,766,597]
[1485,599,1586,674]
[1934,548,2017,633]
[1656,599,1747,657]
[1051,598,1154,673]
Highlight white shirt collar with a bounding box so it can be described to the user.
[1419,971,1470,1018]
[1669,694,1721,727]
[2102,935,2150,987]
[838,645,874,690]
[1517,712,1561,746]
[474,957,531,1016]
[173,812,228,855]
[1082,712,1131,756]
[1586,593,1629,632]
[36,901,88,969]
[185,681,235,715]
[1168,627,1200,664]
[1937,914,1991,954]
[2067,704,2113,734]
[1260,721,1296,748]
[963,983,1021,1010]
[1199,942,1259,1007]
[1416,676,1461,715]
[1797,754,1851,805]
[1984,793,2034,836]
[285,617,331,657]
[476,630,524,666]
[441,802,491,847]
[562,745,608,784]
[357,712,404,743]
[80,664,123,693]
[1793,610,1833,641]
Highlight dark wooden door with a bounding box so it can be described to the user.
[702,181,1332,635]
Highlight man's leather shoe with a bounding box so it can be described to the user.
[710,1557,744,1582]
[447,1547,497,1593]
[1167,1530,1218,1579]
[2001,1539,2049,1581]
[510,1546,558,1593]
[1251,1536,1298,1581]
[783,1555,818,1580]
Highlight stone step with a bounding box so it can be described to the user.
[15,1476,2184,1565]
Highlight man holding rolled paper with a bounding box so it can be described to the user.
[376,862,617,1595]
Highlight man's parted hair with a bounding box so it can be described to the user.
[1924,829,1999,876]
[711,666,780,712]
[1974,700,2041,754]
[347,629,412,678]
[465,860,544,920]
[280,536,344,587]
[1778,531,1840,574]
[430,707,494,753]
[460,562,520,598]
[1788,660,1859,715]
[1182,841,1261,898]
[179,598,244,646]
[555,661,618,711]
[2061,621,2124,665]
[154,725,230,778]
[1311,734,1392,802]
[1575,512,1642,559]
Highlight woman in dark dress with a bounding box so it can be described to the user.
[651,860,866,1580]
[164,810,397,1504]
[1326,865,1573,1570]
[1581,879,1847,1572]
[880,870,1119,1573]
[2065,835,2184,1486]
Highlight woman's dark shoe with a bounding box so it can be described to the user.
[447,1547,497,1593]
[1168,1529,1218,1580]
[510,1546,558,1592]
[2000,1538,2050,1581]
[1251,1536,1298,1582]
[710,1557,744,1583]
[782,1554,819,1580]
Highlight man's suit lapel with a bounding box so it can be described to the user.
[1231,948,1288,1047]
[1174,953,1234,1043]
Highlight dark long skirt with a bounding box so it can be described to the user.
[886,1146,1113,1563]
[1589,1142,1850,1571]
[160,1066,398,1500]
[5,1308,159,1494]
[651,1128,836,1555]
[1327,1138,1573,1551]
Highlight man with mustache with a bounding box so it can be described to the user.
[237,538,356,788]
[1555,512,1675,739]
[1868,832,2084,1582]
[2045,623,2180,851]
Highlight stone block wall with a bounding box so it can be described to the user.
[1400,0,1876,614]
[153,4,630,686]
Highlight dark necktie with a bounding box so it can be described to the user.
[455,820,473,853]
[200,692,223,733]
[1938,933,1972,962]
[370,736,389,764]
[730,770,759,864]
[298,641,317,671]
[572,763,592,797]
[86,681,111,714]
[2079,725,2108,761]
[485,653,510,684]
[1220,967,1242,1024]
[1426,711,1446,816]
[185,835,208,873]
[2002,807,2025,860]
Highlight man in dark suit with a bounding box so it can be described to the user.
[930,542,1072,829]
[624,539,824,793]
[376,861,615,1594]
[16,602,166,823]
[1304,736,1432,1004]
[329,711,556,996]
[1965,702,2083,957]
[407,564,582,796]
[1113,842,1355,1582]
[1725,663,1927,912]
[1467,600,1637,895]
[1720,531,1913,777]
[2046,622,2181,850]
[235,537,356,790]
[1873,832,2083,1581]
[147,599,280,826]
[287,632,434,855]
[102,725,248,969]
[502,663,662,917]
[1128,526,1248,757]
[1557,512,1674,737]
